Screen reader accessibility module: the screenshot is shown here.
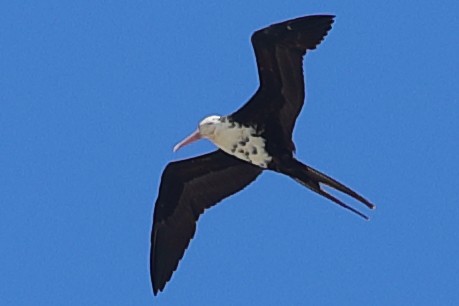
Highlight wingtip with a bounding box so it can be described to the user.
[152,281,158,296]
[152,283,161,296]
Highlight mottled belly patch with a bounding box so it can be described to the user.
[213,121,272,168]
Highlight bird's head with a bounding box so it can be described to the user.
[198,115,221,137]
[173,115,222,152]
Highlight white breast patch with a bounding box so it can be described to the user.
[212,121,272,168]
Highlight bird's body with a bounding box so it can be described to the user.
[202,116,272,168]
[150,15,375,296]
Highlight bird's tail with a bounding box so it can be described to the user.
[279,158,375,220]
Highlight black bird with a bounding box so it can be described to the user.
[151,15,375,295]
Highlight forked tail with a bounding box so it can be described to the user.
[279,158,375,220]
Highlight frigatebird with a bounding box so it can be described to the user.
[150,15,375,295]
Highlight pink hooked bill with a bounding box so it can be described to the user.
[173,129,201,152]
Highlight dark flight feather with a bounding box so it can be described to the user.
[232,15,335,141]
[151,150,262,294]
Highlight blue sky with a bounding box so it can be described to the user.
[1,1,459,305]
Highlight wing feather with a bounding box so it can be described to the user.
[151,150,262,294]
[232,15,335,139]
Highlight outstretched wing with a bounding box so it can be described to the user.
[232,15,335,140]
[150,150,262,295]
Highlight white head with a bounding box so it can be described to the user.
[198,115,221,138]
[173,115,222,152]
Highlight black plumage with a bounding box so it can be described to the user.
[150,15,375,296]
[151,151,261,294]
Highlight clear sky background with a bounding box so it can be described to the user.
[1,1,458,305]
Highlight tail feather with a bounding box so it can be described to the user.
[281,159,375,219]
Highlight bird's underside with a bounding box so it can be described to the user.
[150,14,375,296]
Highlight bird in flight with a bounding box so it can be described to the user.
[150,14,375,295]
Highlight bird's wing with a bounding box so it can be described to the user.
[150,150,262,295]
[232,15,335,139]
